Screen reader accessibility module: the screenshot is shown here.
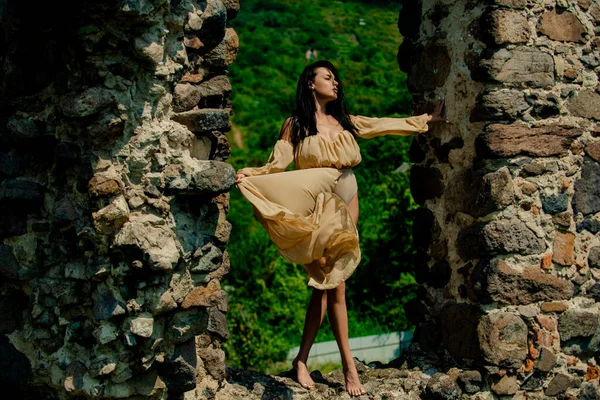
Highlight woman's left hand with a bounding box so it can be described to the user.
[427,98,446,123]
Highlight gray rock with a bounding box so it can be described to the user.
[491,375,519,396]
[191,243,223,273]
[172,108,230,133]
[577,218,600,234]
[573,162,600,215]
[0,152,27,177]
[446,166,514,217]
[589,247,600,269]
[203,27,238,67]
[568,90,600,120]
[541,192,569,214]
[424,373,461,400]
[558,309,599,341]
[92,284,126,320]
[472,259,574,305]
[545,373,572,397]
[536,347,556,372]
[471,90,529,121]
[580,382,600,400]
[163,159,235,195]
[457,218,545,259]
[6,117,43,142]
[0,244,18,280]
[478,312,528,368]
[59,87,115,118]
[207,306,229,340]
[173,75,232,112]
[0,179,43,201]
[166,308,209,343]
[458,370,482,394]
[480,46,554,87]
[114,214,180,271]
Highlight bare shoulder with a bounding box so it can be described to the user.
[279,117,294,142]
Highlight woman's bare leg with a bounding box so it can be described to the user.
[293,288,327,388]
[327,281,366,396]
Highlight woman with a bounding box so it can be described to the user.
[235,60,444,396]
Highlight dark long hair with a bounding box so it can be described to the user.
[285,60,357,146]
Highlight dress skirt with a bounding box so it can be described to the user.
[237,167,361,290]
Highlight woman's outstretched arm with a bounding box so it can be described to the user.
[351,99,445,139]
[235,118,294,182]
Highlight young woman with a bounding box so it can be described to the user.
[235,60,444,397]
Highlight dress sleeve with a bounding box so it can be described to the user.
[352,114,429,139]
[237,140,294,176]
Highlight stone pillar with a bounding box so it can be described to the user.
[0,0,238,398]
[401,0,600,398]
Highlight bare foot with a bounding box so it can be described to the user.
[344,365,366,397]
[292,358,314,389]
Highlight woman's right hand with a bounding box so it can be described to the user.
[235,172,246,184]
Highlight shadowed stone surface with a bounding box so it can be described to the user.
[457,218,545,259]
[478,312,528,368]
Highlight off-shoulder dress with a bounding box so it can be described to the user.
[236,115,429,290]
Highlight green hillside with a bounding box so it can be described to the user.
[224,0,417,372]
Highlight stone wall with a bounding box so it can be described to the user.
[402,0,600,398]
[0,0,238,398]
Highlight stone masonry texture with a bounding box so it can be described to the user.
[399,0,600,399]
[0,0,239,398]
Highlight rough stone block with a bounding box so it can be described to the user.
[207,306,229,340]
[568,90,600,120]
[478,312,528,368]
[0,152,27,177]
[541,192,568,214]
[166,308,209,343]
[573,162,600,215]
[491,375,519,396]
[173,75,232,112]
[0,179,43,201]
[409,165,444,205]
[491,0,529,8]
[552,231,575,266]
[88,171,124,198]
[457,218,545,259]
[182,280,226,311]
[536,347,556,372]
[458,370,483,394]
[203,27,238,67]
[585,141,600,162]
[163,159,235,195]
[440,302,481,361]
[538,10,586,42]
[482,10,530,45]
[589,247,600,269]
[128,313,154,338]
[59,87,115,118]
[446,166,514,217]
[476,123,582,158]
[470,90,529,122]
[472,259,574,305]
[545,373,573,396]
[479,47,554,87]
[92,195,130,234]
[558,309,599,341]
[424,373,462,400]
[198,347,226,381]
[92,284,126,320]
[172,108,230,133]
[114,214,180,271]
[407,44,451,91]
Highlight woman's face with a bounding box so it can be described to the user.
[311,67,338,102]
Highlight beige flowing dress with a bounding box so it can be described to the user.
[237,115,429,290]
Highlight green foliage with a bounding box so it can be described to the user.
[224,0,417,372]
